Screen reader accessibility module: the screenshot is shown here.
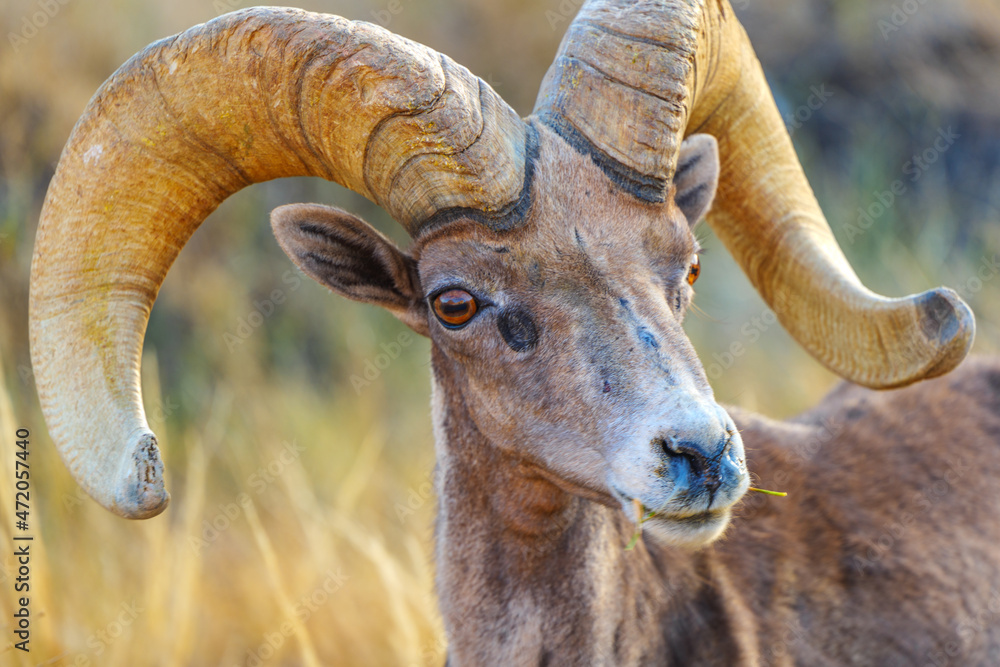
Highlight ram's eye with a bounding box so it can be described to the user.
[433,289,479,328]
[686,254,701,286]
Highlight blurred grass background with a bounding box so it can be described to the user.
[1,0,998,664]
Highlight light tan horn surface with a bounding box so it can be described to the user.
[30,7,527,518]
[686,1,973,388]
[534,0,973,389]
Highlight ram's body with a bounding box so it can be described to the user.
[435,352,1000,664]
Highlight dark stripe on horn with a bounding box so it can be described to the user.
[536,110,667,203]
[415,120,542,236]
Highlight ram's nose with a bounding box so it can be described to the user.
[658,434,745,501]
[656,399,748,505]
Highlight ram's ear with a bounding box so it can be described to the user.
[271,203,429,336]
[673,134,720,226]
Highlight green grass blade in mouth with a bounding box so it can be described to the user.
[748,487,787,497]
[625,499,659,551]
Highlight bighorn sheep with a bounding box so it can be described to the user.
[29,1,1000,664]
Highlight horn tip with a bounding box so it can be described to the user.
[910,286,976,382]
[113,431,170,519]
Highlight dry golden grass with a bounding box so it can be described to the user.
[1,0,998,665]
[1,340,449,667]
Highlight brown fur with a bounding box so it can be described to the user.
[272,123,1000,665]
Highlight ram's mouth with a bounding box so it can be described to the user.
[613,488,734,549]
[654,508,728,526]
[613,485,730,519]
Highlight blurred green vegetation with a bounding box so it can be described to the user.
[1,0,998,664]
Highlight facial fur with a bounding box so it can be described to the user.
[411,125,748,547]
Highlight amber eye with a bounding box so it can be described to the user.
[433,289,479,328]
[686,254,701,286]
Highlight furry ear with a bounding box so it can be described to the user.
[674,134,720,226]
[271,203,429,336]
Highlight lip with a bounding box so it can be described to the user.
[612,486,727,524]
[668,509,727,526]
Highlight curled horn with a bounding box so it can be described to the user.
[533,0,974,389]
[29,8,527,519]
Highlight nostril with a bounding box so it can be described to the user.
[660,438,706,474]
[659,438,723,493]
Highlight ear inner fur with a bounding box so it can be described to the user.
[673,135,720,225]
[271,204,425,321]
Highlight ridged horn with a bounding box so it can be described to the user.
[533,0,974,389]
[29,8,527,519]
